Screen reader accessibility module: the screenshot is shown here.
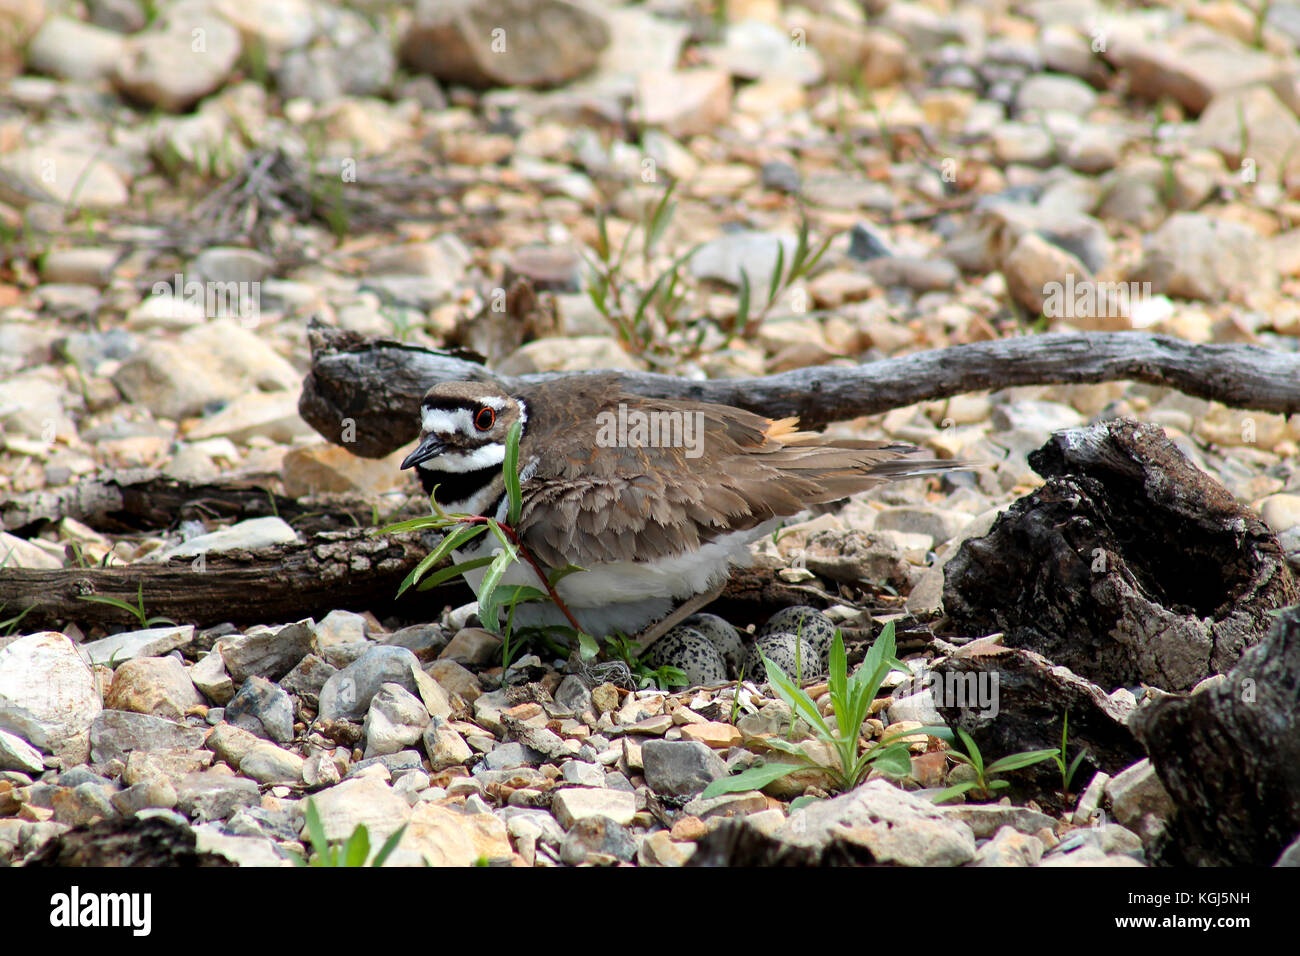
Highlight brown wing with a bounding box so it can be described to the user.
[514,381,956,568]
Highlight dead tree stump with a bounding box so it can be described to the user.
[943,419,1297,692]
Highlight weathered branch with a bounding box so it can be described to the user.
[0,471,379,536]
[0,530,453,629]
[299,323,1300,458]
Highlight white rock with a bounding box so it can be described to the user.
[142,517,299,563]
[78,625,195,666]
[0,727,44,773]
[0,531,63,570]
[0,632,102,764]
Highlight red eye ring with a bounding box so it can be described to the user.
[474,407,495,431]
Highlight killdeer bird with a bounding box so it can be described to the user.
[400,375,959,641]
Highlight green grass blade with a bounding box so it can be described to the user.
[700,761,805,799]
[415,554,495,591]
[503,420,523,525]
[343,825,370,867]
[762,653,832,739]
[767,240,786,304]
[395,523,489,597]
[985,749,1059,775]
[372,824,407,867]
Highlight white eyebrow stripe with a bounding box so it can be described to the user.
[516,398,528,424]
[419,443,506,472]
[421,407,474,435]
[479,396,507,410]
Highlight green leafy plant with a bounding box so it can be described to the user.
[931,727,1058,804]
[1052,711,1089,797]
[583,183,831,364]
[0,602,36,636]
[375,422,589,670]
[281,799,406,867]
[702,623,925,797]
[78,582,176,628]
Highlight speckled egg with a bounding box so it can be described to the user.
[743,631,826,683]
[643,626,728,687]
[760,606,838,660]
[682,613,745,678]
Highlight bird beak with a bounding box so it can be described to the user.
[401,433,446,470]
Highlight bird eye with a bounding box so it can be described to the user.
[474,407,495,431]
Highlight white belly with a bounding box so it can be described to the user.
[451,520,780,636]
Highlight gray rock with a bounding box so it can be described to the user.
[110,778,178,816]
[279,654,336,710]
[89,711,207,766]
[560,815,638,864]
[1132,213,1274,304]
[190,247,274,285]
[761,161,801,194]
[317,645,422,722]
[174,771,260,822]
[189,651,235,705]
[79,625,196,667]
[847,223,893,261]
[707,17,823,85]
[1104,759,1174,836]
[424,717,473,771]
[1016,72,1097,114]
[88,0,146,33]
[278,33,395,101]
[778,779,976,866]
[223,677,295,744]
[682,614,745,678]
[874,506,972,546]
[113,13,241,112]
[972,825,1045,867]
[204,722,263,768]
[643,628,728,687]
[400,0,609,88]
[937,803,1057,840]
[378,624,447,657]
[554,675,593,714]
[52,782,118,826]
[481,741,546,772]
[862,256,959,292]
[219,619,314,684]
[560,760,606,787]
[345,750,424,779]
[363,683,431,759]
[690,231,798,299]
[641,740,727,797]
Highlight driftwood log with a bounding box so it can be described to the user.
[0,529,450,629]
[1131,607,1300,866]
[299,323,1300,459]
[0,471,378,537]
[943,420,1297,692]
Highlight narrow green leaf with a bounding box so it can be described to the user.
[547,564,587,587]
[395,523,489,597]
[578,632,600,661]
[503,420,524,525]
[372,824,407,867]
[763,653,832,739]
[797,234,834,279]
[476,548,516,631]
[343,825,370,867]
[415,554,495,591]
[700,761,805,799]
[866,742,912,779]
[305,800,328,859]
[930,782,978,804]
[955,727,983,776]
[767,240,786,305]
[735,269,752,335]
[985,749,1059,775]
[788,794,820,813]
